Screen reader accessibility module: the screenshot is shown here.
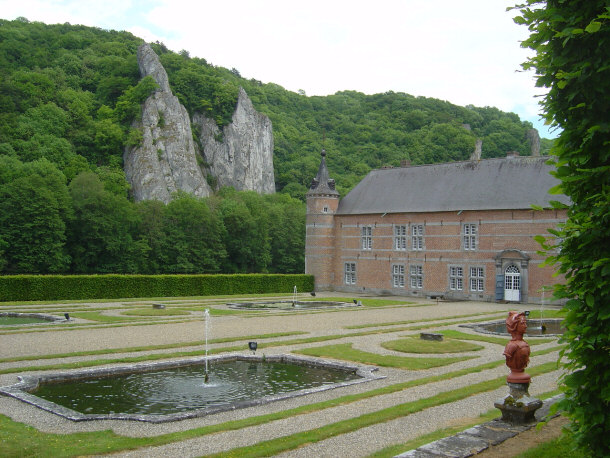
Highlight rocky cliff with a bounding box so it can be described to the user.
[124,44,211,203]
[124,44,275,203]
[194,88,275,194]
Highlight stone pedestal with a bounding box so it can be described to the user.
[494,382,543,424]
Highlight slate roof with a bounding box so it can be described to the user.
[306,149,340,197]
[336,156,569,215]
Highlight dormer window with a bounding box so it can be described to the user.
[323,206,329,213]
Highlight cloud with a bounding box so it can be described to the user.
[1,0,136,28]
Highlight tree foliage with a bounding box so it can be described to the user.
[0,157,306,275]
[0,157,72,273]
[514,1,610,455]
[0,18,544,200]
[237,87,540,197]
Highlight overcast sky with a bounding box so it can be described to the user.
[1,0,557,138]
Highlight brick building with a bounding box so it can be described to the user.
[305,150,569,304]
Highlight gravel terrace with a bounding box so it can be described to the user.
[0,294,563,457]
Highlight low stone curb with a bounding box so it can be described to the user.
[395,394,562,457]
[0,353,384,423]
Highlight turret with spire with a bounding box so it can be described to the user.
[305,149,340,291]
[307,149,340,198]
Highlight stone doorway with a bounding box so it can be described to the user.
[495,250,530,303]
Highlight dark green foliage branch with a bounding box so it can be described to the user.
[513,1,610,455]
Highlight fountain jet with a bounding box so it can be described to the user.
[204,309,210,383]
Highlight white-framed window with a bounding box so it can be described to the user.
[505,265,521,290]
[463,223,477,250]
[411,224,424,250]
[410,265,423,289]
[394,225,407,250]
[392,264,405,288]
[323,206,329,213]
[345,262,356,285]
[449,266,464,290]
[361,226,372,250]
[470,267,485,292]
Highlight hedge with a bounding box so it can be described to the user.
[0,274,315,302]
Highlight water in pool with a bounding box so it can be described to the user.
[32,360,360,416]
[0,316,49,325]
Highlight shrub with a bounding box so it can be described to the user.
[0,274,314,302]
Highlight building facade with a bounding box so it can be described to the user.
[305,151,568,304]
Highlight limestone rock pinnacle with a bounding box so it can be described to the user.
[124,44,212,203]
[194,87,275,194]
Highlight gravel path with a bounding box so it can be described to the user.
[0,296,562,457]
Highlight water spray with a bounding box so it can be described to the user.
[204,308,210,383]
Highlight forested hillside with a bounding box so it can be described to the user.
[0,18,552,275]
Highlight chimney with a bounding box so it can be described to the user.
[400,159,411,168]
[506,151,520,158]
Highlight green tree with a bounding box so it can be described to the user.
[95,165,131,197]
[265,193,305,273]
[92,118,124,164]
[161,193,226,273]
[67,172,140,273]
[514,1,610,455]
[0,157,72,273]
[135,199,167,273]
[4,70,55,111]
[113,76,158,125]
[217,189,271,273]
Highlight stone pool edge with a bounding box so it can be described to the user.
[0,353,385,423]
[0,312,70,325]
[459,319,564,338]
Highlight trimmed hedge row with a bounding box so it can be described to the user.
[0,274,315,302]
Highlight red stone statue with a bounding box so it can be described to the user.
[503,311,531,383]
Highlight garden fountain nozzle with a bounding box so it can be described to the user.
[249,341,258,354]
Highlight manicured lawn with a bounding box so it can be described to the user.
[121,308,192,316]
[440,329,552,346]
[302,297,421,307]
[381,336,484,354]
[295,343,475,369]
[525,309,566,320]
